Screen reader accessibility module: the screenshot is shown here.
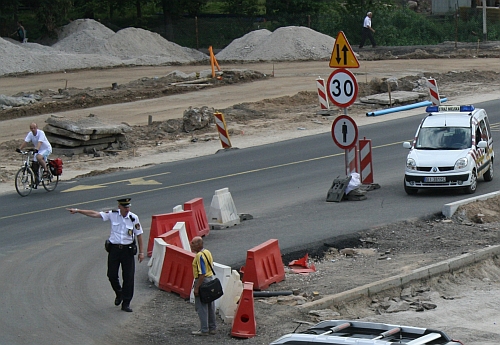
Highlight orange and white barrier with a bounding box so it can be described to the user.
[147,238,168,287]
[359,138,373,184]
[316,77,330,109]
[240,239,285,290]
[345,145,359,176]
[231,282,256,338]
[426,78,440,105]
[158,245,195,299]
[214,112,232,149]
[208,187,240,229]
[148,201,210,256]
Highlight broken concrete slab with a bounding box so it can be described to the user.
[360,91,427,105]
[46,115,132,135]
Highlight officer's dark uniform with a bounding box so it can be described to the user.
[100,198,143,312]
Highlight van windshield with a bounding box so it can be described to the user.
[415,127,471,150]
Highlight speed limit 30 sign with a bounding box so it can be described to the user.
[326,68,358,108]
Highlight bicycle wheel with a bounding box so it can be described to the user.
[42,171,59,192]
[15,167,34,197]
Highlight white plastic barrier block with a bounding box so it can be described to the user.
[218,270,243,323]
[189,262,232,312]
[172,222,191,251]
[147,238,168,287]
[208,187,240,229]
[173,205,183,213]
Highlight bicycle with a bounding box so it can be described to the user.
[15,148,59,196]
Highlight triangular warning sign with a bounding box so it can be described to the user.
[329,31,360,68]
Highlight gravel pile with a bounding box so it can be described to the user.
[215,26,335,62]
[0,19,334,77]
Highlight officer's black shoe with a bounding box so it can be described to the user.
[114,295,122,306]
[121,304,133,312]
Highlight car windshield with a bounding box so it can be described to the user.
[415,127,471,150]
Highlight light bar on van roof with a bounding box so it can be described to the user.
[426,105,475,113]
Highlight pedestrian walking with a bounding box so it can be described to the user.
[67,198,145,312]
[359,11,376,48]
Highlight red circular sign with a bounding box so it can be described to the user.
[326,69,359,108]
[331,115,358,149]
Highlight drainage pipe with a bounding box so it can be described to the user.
[366,98,448,117]
[253,291,293,297]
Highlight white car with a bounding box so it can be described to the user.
[270,320,464,344]
[403,105,494,195]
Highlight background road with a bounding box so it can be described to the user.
[1,97,499,344]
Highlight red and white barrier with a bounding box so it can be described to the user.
[316,77,330,109]
[359,138,373,184]
[426,78,440,105]
[345,145,358,176]
[214,112,232,149]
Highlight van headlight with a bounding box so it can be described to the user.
[406,158,417,170]
[455,157,468,170]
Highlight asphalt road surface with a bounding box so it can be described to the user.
[1,97,500,344]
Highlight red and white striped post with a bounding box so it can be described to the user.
[213,112,232,149]
[426,78,440,105]
[359,138,373,184]
[316,77,330,109]
[345,145,358,176]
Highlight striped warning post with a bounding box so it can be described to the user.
[345,145,358,176]
[359,138,373,184]
[426,78,440,105]
[316,77,330,109]
[213,112,232,149]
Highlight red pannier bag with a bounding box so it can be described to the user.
[49,158,63,176]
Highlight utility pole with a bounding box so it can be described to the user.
[483,0,487,41]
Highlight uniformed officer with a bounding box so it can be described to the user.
[67,198,144,312]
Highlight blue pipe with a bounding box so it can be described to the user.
[366,98,448,116]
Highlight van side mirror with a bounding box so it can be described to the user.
[403,142,412,149]
[477,141,487,149]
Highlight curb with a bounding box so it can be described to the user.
[297,245,500,311]
[442,190,500,218]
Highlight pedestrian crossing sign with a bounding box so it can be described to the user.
[329,31,360,68]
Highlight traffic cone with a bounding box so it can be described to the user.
[231,282,256,338]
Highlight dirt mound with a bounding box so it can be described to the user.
[216,26,335,62]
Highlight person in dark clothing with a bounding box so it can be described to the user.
[359,12,376,48]
[67,198,145,312]
[11,21,26,43]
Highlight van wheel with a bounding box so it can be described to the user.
[404,179,418,195]
[464,171,477,194]
[484,159,494,181]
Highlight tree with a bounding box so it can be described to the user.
[223,0,260,16]
[33,0,72,34]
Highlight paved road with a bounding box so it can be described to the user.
[1,98,500,344]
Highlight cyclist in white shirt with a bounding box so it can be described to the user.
[18,122,52,176]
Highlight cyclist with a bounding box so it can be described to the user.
[17,122,52,178]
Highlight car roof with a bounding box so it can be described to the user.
[422,112,472,128]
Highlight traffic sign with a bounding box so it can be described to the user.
[331,115,358,150]
[329,31,360,68]
[326,68,359,108]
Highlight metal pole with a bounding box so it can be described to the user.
[483,0,487,41]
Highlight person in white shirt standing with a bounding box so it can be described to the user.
[359,11,376,48]
[18,122,52,177]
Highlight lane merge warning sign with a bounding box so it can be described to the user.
[329,31,360,69]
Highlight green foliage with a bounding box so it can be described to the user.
[222,0,261,16]
[34,0,72,35]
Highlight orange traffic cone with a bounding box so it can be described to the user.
[231,282,256,338]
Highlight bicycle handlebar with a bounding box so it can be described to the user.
[16,148,36,154]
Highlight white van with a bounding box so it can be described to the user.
[403,105,494,194]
